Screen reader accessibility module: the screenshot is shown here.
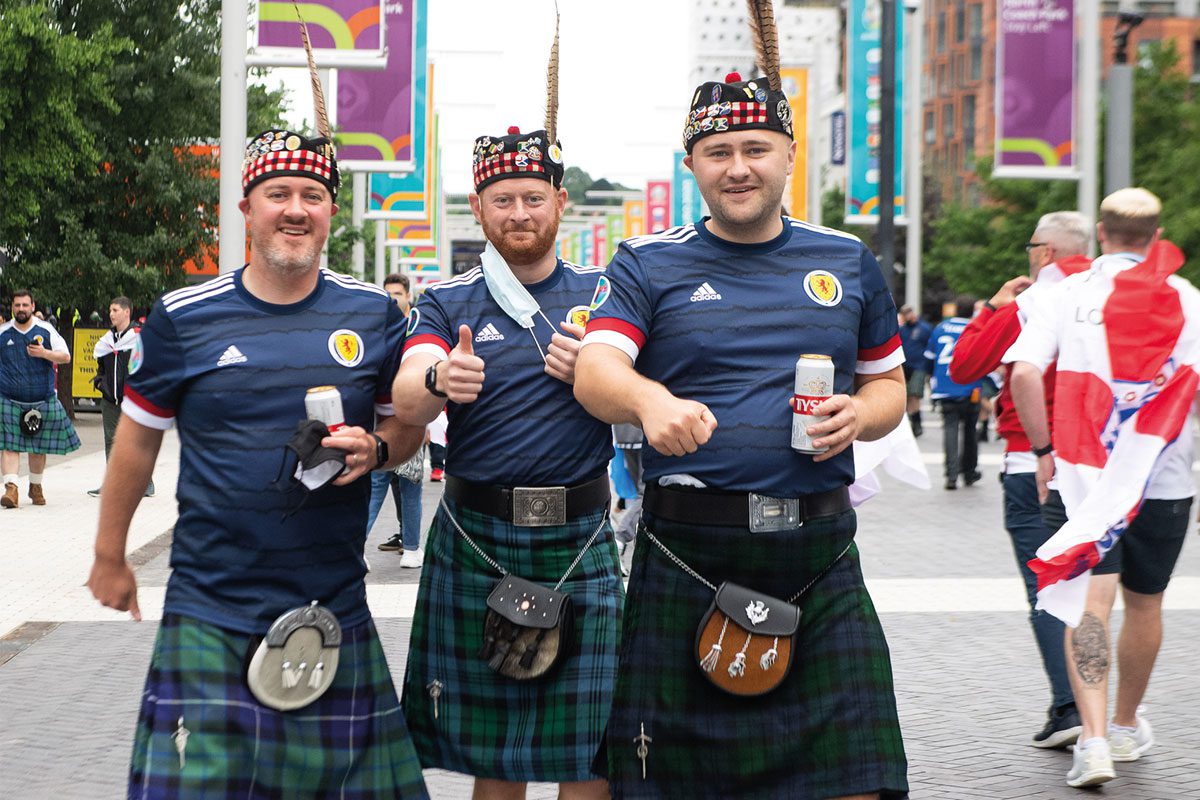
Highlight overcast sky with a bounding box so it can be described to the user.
[266,0,694,194]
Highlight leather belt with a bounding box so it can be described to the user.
[444,474,610,527]
[644,483,851,532]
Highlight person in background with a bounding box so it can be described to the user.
[925,295,982,490]
[90,295,154,498]
[899,304,932,436]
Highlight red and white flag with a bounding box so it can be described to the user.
[1006,241,1200,625]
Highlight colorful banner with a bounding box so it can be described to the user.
[592,222,608,265]
[606,214,623,259]
[672,151,704,226]
[580,227,594,266]
[994,0,1076,179]
[387,113,440,249]
[623,199,646,239]
[846,0,905,225]
[780,67,810,220]
[646,181,671,233]
[255,0,385,64]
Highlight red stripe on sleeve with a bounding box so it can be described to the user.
[586,317,647,349]
[858,333,901,362]
[402,333,452,354]
[123,386,174,419]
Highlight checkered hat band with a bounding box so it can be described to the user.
[242,150,334,190]
[472,152,548,186]
[731,102,769,125]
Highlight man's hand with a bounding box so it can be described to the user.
[989,276,1033,309]
[441,325,486,403]
[322,424,378,486]
[641,396,718,456]
[87,555,141,621]
[544,322,585,385]
[805,394,863,462]
[1036,452,1055,504]
[26,342,48,360]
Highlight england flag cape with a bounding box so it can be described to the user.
[1006,241,1200,626]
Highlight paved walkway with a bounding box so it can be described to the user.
[2,414,1199,798]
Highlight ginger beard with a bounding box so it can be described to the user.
[479,208,561,266]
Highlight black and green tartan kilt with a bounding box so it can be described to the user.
[401,497,624,782]
[129,613,429,799]
[605,508,908,799]
[0,395,80,454]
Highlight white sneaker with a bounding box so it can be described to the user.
[1109,716,1154,762]
[399,548,424,569]
[1067,738,1115,788]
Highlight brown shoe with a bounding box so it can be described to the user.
[1,482,17,509]
[29,484,45,506]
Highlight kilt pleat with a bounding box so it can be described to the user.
[400,498,624,782]
[128,613,428,799]
[606,509,909,800]
[0,395,80,454]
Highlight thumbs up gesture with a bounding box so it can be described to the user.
[443,324,486,404]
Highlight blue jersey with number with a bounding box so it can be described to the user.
[583,218,904,496]
[0,320,68,402]
[402,259,612,486]
[924,317,980,400]
[123,268,406,634]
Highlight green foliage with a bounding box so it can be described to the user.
[1,0,288,314]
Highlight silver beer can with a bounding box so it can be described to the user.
[790,354,834,454]
[305,385,345,433]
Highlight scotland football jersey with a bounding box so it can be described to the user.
[122,268,406,633]
[402,259,612,486]
[584,218,903,496]
[0,320,68,402]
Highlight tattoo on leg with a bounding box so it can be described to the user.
[1071,612,1109,685]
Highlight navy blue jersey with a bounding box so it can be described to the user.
[924,317,981,400]
[403,259,612,486]
[0,320,69,402]
[122,268,406,634]
[584,218,903,496]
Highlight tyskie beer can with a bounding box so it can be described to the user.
[790,354,834,454]
[305,386,345,433]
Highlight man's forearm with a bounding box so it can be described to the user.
[391,356,445,427]
[1009,361,1050,447]
[374,414,425,466]
[574,346,666,425]
[45,350,71,365]
[94,419,164,563]
[852,368,906,441]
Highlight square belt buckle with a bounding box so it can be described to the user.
[512,486,568,527]
[748,493,801,533]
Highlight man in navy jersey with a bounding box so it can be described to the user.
[925,295,983,490]
[391,122,622,799]
[86,125,429,798]
[575,70,908,799]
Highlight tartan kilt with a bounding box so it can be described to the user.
[401,497,624,782]
[605,508,908,799]
[0,395,80,454]
[128,613,429,799]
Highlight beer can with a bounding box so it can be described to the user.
[305,386,345,433]
[790,354,834,454]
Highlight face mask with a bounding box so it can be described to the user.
[274,419,347,519]
[480,241,542,329]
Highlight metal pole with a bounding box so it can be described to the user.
[878,0,897,293]
[904,0,924,316]
[1104,13,1141,194]
[219,0,248,273]
[374,220,386,285]
[807,63,822,227]
[352,172,366,279]
[1077,0,1100,255]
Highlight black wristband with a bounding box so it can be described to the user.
[425,362,447,398]
[983,301,997,312]
[1032,443,1053,457]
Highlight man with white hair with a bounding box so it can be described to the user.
[950,210,1090,749]
[1008,188,1198,788]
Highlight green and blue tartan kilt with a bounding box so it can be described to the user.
[401,498,624,782]
[129,613,429,799]
[605,508,908,799]
[0,395,80,454]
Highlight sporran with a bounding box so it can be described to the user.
[246,601,341,711]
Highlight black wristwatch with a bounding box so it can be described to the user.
[1032,443,1053,457]
[425,362,447,398]
[369,432,389,470]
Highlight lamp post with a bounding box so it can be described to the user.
[1104,11,1143,195]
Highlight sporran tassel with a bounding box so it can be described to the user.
[701,616,730,672]
[728,632,752,678]
[760,636,779,670]
[307,660,324,688]
[744,0,782,92]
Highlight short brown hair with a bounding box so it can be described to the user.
[1100,188,1161,249]
[383,273,410,291]
[12,289,33,303]
[110,296,132,310]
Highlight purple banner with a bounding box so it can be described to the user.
[257,0,382,52]
[335,1,417,166]
[995,0,1075,177]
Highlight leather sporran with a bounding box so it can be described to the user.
[695,581,801,697]
[20,406,43,437]
[480,574,575,681]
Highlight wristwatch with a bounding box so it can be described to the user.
[425,362,447,398]
[1032,442,1053,457]
[369,432,389,469]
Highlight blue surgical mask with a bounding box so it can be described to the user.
[480,242,541,329]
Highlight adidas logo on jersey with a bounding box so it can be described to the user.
[690,282,722,302]
[475,323,505,342]
[217,345,248,366]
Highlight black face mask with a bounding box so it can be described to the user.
[274,419,347,518]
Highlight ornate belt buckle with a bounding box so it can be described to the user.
[512,486,567,527]
[748,493,800,533]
